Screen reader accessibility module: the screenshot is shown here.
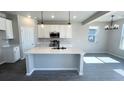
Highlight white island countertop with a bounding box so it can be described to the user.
[25,47,85,76]
[25,47,84,55]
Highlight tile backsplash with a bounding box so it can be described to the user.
[37,38,72,47]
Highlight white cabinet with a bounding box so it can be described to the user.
[66,26,72,38]
[13,46,20,61]
[37,25,72,38]
[59,25,72,38]
[0,17,6,30]
[2,46,20,63]
[59,25,66,38]
[38,25,50,38]
[6,19,14,39]
[0,18,14,39]
[38,25,43,38]
[44,25,50,38]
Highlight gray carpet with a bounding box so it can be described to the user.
[0,53,124,81]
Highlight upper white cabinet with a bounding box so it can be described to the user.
[0,17,14,39]
[38,25,49,38]
[38,25,72,38]
[59,25,72,38]
[0,17,6,31]
[6,19,14,39]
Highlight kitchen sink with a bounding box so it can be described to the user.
[52,47,67,50]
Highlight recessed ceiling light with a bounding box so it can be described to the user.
[27,15,31,18]
[73,16,77,19]
[51,15,55,19]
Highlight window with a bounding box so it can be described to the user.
[88,26,98,43]
[120,24,124,50]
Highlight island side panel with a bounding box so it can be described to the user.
[26,54,34,76]
[33,54,80,70]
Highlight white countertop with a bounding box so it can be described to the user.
[25,47,84,55]
[2,44,19,48]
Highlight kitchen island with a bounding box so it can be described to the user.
[25,47,85,76]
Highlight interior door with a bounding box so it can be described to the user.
[21,27,35,58]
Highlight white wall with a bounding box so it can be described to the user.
[72,22,108,53]
[107,19,124,58]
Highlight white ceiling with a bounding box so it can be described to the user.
[94,11,124,22]
[6,11,96,23]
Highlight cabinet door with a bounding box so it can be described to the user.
[14,47,20,61]
[60,25,66,38]
[66,27,72,38]
[38,25,44,38]
[44,25,50,38]
[37,25,72,38]
[50,25,56,32]
[6,19,14,39]
[38,25,50,38]
[0,17,6,30]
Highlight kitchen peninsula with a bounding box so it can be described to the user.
[25,47,85,76]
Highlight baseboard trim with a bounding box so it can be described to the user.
[26,69,34,76]
[107,52,124,59]
[86,51,108,54]
[79,72,83,76]
[26,68,78,76]
[21,57,25,60]
[34,68,78,71]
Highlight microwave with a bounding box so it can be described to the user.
[50,32,60,38]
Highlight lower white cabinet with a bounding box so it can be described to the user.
[37,25,72,38]
[2,46,20,63]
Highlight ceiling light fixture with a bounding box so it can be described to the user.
[73,16,77,19]
[51,15,55,19]
[27,15,31,18]
[34,17,37,19]
[105,15,119,31]
[68,11,71,28]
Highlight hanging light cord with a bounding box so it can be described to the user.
[68,11,71,24]
[41,11,43,24]
[110,15,114,27]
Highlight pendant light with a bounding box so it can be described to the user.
[68,11,71,28]
[41,11,44,28]
[105,15,119,31]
